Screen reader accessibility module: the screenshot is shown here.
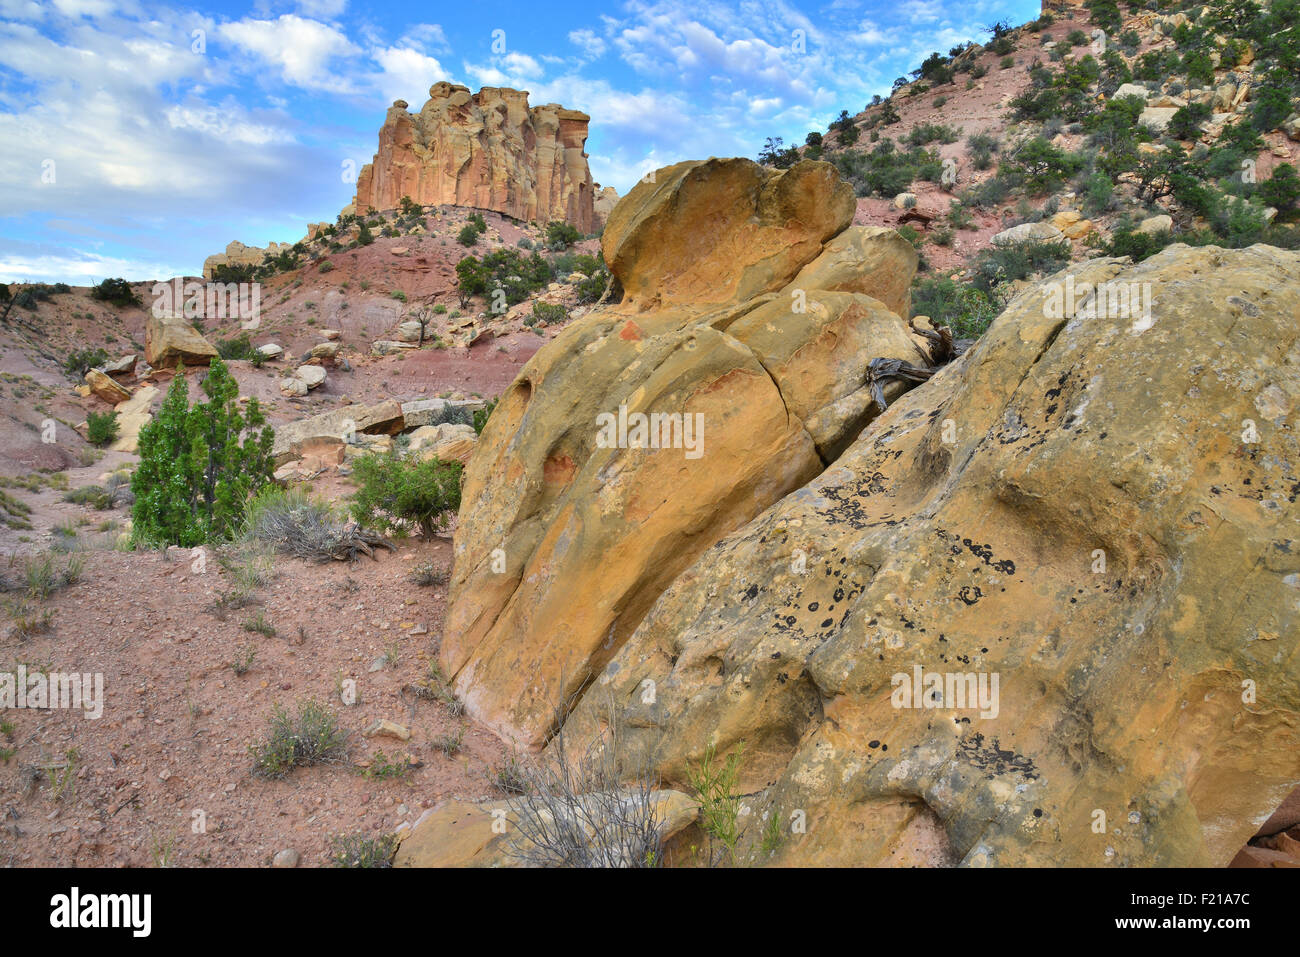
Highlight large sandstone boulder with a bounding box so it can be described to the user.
[145,316,217,367]
[991,221,1065,247]
[557,244,1300,867]
[84,369,129,405]
[442,158,933,749]
[352,83,598,232]
[271,400,404,465]
[603,158,856,311]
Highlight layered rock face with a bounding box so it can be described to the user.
[441,158,934,750]
[352,83,599,231]
[202,240,292,280]
[555,244,1300,867]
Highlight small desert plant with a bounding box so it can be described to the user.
[7,600,54,640]
[231,643,256,675]
[431,727,465,757]
[688,741,745,866]
[46,748,80,802]
[505,702,664,868]
[489,754,531,795]
[86,410,119,447]
[22,553,83,599]
[243,487,393,562]
[242,612,276,638]
[250,699,347,778]
[407,560,448,587]
[331,832,398,867]
[359,750,416,780]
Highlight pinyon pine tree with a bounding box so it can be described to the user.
[131,358,275,546]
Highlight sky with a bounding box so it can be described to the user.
[0,0,1039,284]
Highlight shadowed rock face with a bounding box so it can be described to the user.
[442,158,931,750]
[352,82,599,231]
[557,244,1300,867]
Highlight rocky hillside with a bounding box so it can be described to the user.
[757,0,1300,342]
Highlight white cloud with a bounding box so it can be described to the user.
[51,0,115,18]
[0,251,187,285]
[0,0,45,20]
[569,28,606,59]
[219,15,360,92]
[295,0,348,17]
[370,45,452,104]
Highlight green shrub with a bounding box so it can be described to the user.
[457,224,479,247]
[250,699,347,778]
[1105,225,1177,261]
[473,398,498,435]
[131,358,275,547]
[349,452,462,538]
[1260,163,1300,212]
[528,302,568,326]
[456,248,551,304]
[87,410,119,447]
[468,212,488,233]
[331,833,398,868]
[63,348,109,380]
[91,278,138,307]
[969,239,1072,296]
[911,276,1001,338]
[1167,102,1212,140]
[215,332,257,361]
[545,221,582,249]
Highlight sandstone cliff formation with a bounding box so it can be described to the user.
[439,155,1300,866]
[352,82,600,232]
[202,239,292,281]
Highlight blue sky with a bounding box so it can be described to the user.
[0,0,1039,283]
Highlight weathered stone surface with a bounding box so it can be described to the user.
[786,225,917,319]
[256,343,283,359]
[296,365,327,389]
[1112,83,1150,101]
[100,354,137,376]
[408,423,478,466]
[271,400,404,465]
[557,245,1300,867]
[372,340,416,356]
[400,397,484,429]
[108,385,158,454]
[442,158,930,749]
[602,158,856,311]
[990,221,1065,247]
[1050,209,1093,239]
[593,183,620,226]
[352,83,598,232]
[84,369,129,405]
[1136,213,1174,235]
[393,789,697,867]
[1139,106,1180,132]
[145,316,217,367]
